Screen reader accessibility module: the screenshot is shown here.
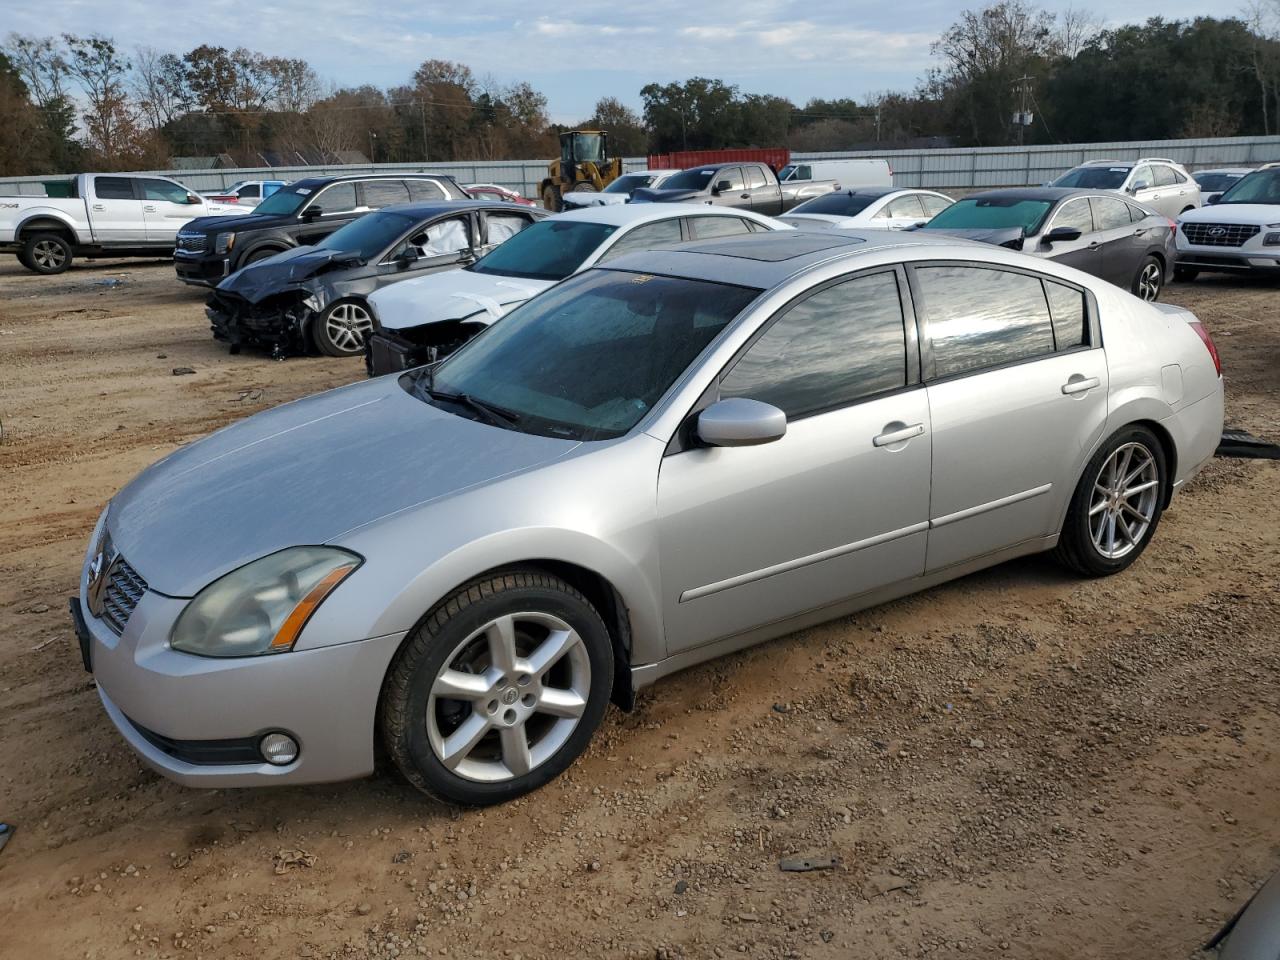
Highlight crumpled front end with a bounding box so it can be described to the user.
[364,319,489,377]
[207,289,321,358]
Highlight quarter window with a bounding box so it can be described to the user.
[920,194,951,217]
[95,177,135,200]
[1051,198,1093,233]
[886,195,926,219]
[312,183,358,215]
[688,216,756,239]
[598,218,684,262]
[720,271,908,418]
[407,180,447,201]
[363,180,411,209]
[1090,196,1132,230]
[917,266,1056,379]
[1044,281,1087,350]
[1125,201,1149,223]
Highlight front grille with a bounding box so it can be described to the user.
[176,233,209,254]
[1182,222,1260,247]
[100,555,147,636]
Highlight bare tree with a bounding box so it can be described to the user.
[4,33,69,108]
[63,34,142,165]
[1055,6,1104,58]
[133,46,189,130]
[1243,0,1280,134]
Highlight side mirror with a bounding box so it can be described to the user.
[186,193,201,204]
[1129,181,1150,194]
[396,246,421,265]
[1043,225,1082,245]
[713,180,731,195]
[302,206,323,220]
[696,398,786,448]
[1206,193,1221,205]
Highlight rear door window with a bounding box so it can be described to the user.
[1090,196,1132,230]
[688,216,756,239]
[746,166,768,189]
[920,194,951,217]
[407,180,447,202]
[1044,280,1088,350]
[885,195,926,219]
[485,213,534,244]
[362,180,411,209]
[598,218,684,262]
[95,177,136,200]
[1152,165,1177,188]
[915,265,1057,379]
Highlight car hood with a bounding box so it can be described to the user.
[182,211,289,233]
[215,246,361,302]
[370,269,553,332]
[921,226,1027,248]
[1179,203,1280,224]
[563,193,627,207]
[106,377,579,596]
[630,187,703,203]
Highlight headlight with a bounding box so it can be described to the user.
[1265,232,1280,246]
[171,547,361,657]
[215,232,236,254]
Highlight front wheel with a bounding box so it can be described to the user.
[1055,425,1167,577]
[22,233,73,274]
[1132,255,1163,301]
[541,185,562,212]
[312,299,374,357]
[379,569,614,806]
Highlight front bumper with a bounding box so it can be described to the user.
[175,254,232,287]
[207,293,312,356]
[1176,242,1280,274]
[73,583,406,788]
[366,330,429,377]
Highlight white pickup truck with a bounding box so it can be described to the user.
[0,173,249,274]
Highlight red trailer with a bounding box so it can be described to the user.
[646,148,791,171]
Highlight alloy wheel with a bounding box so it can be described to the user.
[324,302,373,352]
[426,612,591,783]
[1089,441,1160,560]
[1137,261,1162,301]
[33,240,67,271]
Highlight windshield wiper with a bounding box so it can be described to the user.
[417,380,522,428]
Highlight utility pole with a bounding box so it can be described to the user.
[1011,75,1033,146]
[419,99,428,162]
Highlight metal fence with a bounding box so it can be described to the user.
[2,135,1278,197]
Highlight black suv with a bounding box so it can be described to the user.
[174,173,470,286]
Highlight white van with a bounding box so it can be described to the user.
[777,158,893,188]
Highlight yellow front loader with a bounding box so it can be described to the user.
[540,130,624,211]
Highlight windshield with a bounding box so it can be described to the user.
[790,192,876,217]
[423,270,760,441]
[1194,172,1244,193]
[569,133,605,164]
[603,173,655,194]
[251,184,311,217]
[660,168,717,191]
[318,210,417,260]
[469,219,616,281]
[1216,169,1280,205]
[923,197,1053,233]
[1051,166,1130,189]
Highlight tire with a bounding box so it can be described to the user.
[242,247,282,266]
[1055,425,1167,578]
[22,232,73,274]
[541,185,562,212]
[379,569,614,806]
[1132,255,1163,301]
[312,299,374,357]
[569,182,598,193]
[1174,266,1199,282]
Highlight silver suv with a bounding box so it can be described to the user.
[1049,158,1201,218]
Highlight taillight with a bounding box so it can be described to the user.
[1189,320,1222,377]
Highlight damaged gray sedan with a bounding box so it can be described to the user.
[206,201,546,357]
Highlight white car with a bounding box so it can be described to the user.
[365,204,790,376]
[561,170,680,208]
[779,187,953,231]
[1049,158,1200,219]
[1175,163,1280,280]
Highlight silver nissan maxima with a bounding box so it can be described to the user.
[72,231,1224,806]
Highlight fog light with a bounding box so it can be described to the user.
[260,732,299,766]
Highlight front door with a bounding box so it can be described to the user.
[296,182,362,245]
[710,167,750,209]
[139,177,201,244]
[655,268,931,654]
[87,176,145,243]
[1038,196,1098,274]
[377,213,477,287]
[911,262,1109,572]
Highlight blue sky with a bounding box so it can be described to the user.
[8,1,1228,121]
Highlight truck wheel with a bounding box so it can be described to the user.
[313,299,375,357]
[22,233,73,274]
[541,186,562,212]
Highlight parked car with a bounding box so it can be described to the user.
[1207,866,1280,959]
[776,157,892,189]
[920,187,1176,301]
[0,173,250,274]
[364,204,789,376]
[1192,167,1253,204]
[1175,164,1280,280]
[199,180,288,207]
[205,201,546,358]
[173,173,470,287]
[71,229,1223,806]
[780,187,953,231]
[561,169,680,209]
[630,160,831,214]
[464,184,537,207]
[1048,157,1201,218]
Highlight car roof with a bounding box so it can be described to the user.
[626,169,680,175]
[372,200,544,219]
[1195,167,1253,174]
[963,186,1099,203]
[549,203,775,227]
[285,173,458,189]
[600,230,965,289]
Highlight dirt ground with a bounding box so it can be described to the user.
[1,256,1278,960]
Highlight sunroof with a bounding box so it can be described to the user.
[687,233,866,262]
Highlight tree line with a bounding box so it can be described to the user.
[3,3,1280,178]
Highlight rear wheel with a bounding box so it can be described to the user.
[1055,425,1167,577]
[379,569,613,806]
[1132,255,1163,301]
[541,185,562,212]
[313,299,374,357]
[22,233,72,274]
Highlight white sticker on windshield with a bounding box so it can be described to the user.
[1109,168,1128,172]
[296,188,311,195]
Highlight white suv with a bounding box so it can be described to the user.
[1050,158,1201,218]
[1175,163,1280,280]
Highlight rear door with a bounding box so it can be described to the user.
[745,165,781,214]
[478,210,539,256]
[87,175,146,243]
[1038,197,1098,274]
[911,263,1108,571]
[361,180,412,211]
[139,177,201,244]
[1090,195,1146,286]
[873,194,928,230]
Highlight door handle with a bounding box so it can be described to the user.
[1087,241,1100,249]
[1133,229,1146,236]
[740,193,750,199]
[143,205,157,212]
[92,204,105,211]
[873,422,925,447]
[1061,376,1100,395]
